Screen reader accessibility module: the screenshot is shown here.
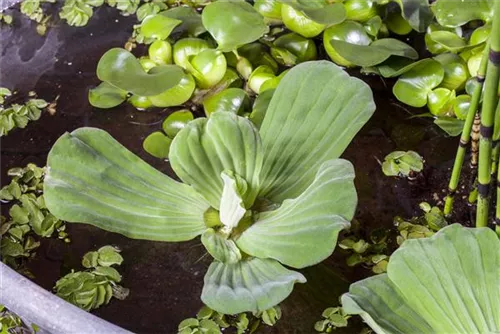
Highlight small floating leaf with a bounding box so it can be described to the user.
[433,0,494,27]
[162,109,194,138]
[395,0,433,32]
[203,88,251,117]
[140,14,181,40]
[143,131,172,159]
[88,82,127,109]
[161,7,206,37]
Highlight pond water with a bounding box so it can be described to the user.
[0,6,474,333]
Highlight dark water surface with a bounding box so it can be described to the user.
[0,7,473,334]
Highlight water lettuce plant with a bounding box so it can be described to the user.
[342,223,499,334]
[44,61,375,313]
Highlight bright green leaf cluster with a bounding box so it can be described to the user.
[54,245,128,311]
[59,0,104,27]
[314,307,350,333]
[0,164,68,271]
[0,13,13,25]
[0,305,36,334]
[0,90,48,137]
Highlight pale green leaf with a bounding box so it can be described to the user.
[201,257,306,314]
[433,0,494,27]
[342,224,500,333]
[170,112,263,209]
[434,117,464,136]
[236,159,355,268]
[140,14,181,40]
[96,48,184,96]
[258,61,375,202]
[88,82,127,109]
[44,128,210,242]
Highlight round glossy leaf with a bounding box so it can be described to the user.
[323,21,372,67]
[161,7,206,37]
[281,4,326,38]
[393,59,444,107]
[385,11,412,35]
[330,38,418,67]
[427,88,455,116]
[344,0,378,22]
[128,95,153,110]
[453,94,471,120]
[248,65,276,94]
[162,109,194,138]
[148,40,172,65]
[249,88,275,129]
[173,38,210,70]
[202,1,269,52]
[434,53,469,91]
[260,69,289,92]
[238,43,279,74]
[363,15,383,37]
[467,51,484,77]
[395,0,433,32]
[428,31,467,53]
[433,0,494,27]
[377,58,427,78]
[469,24,491,45]
[96,48,184,96]
[188,49,227,89]
[143,131,172,159]
[140,14,181,40]
[273,32,317,65]
[149,73,195,107]
[202,88,251,117]
[282,0,346,25]
[434,117,464,136]
[139,57,157,72]
[88,82,127,109]
[254,0,283,23]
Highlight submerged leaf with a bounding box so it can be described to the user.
[236,159,355,268]
[201,257,306,314]
[258,61,375,203]
[44,128,209,242]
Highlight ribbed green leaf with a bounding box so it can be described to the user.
[169,112,263,209]
[201,257,306,314]
[236,159,355,268]
[219,171,247,229]
[44,128,209,241]
[201,228,241,264]
[342,224,500,334]
[258,61,375,202]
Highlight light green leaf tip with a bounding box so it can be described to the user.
[202,257,306,314]
[342,224,500,334]
[219,171,247,230]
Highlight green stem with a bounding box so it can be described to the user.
[443,50,489,216]
[491,141,500,175]
[476,1,500,227]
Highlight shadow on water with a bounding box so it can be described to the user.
[0,7,474,333]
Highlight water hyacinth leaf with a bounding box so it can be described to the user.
[44,128,210,242]
[254,0,283,23]
[323,20,372,67]
[395,0,433,32]
[140,14,181,40]
[342,224,500,333]
[202,88,251,117]
[88,82,127,109]
[385,12,412,35]
[434,117,464,136]
[173,38,210,70]
[428,31,467,53]
[427,88,455,116]
[330,38,418,67]
[434,53,469,91]
[188,49,227,89]
[377,58,425,78]
[96,48,184,96]
[201,228,242,264]
[148,72,196,108]
[170,112,263,209]
[162,109,194,138]
[433,0,494,27]
[453,94,471,120]
[393,59,444,107]
[148,40,172,65]
[202,1,269,52]
[272,32,317,66]
[201,257,306,314]
[283,0,346,25]
[161,7,206,37]
[143,131,172,159]
[236,159,355,268]
[219,171,247,229]
[258,61,375,202]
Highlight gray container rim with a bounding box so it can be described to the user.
[0,262,131,334]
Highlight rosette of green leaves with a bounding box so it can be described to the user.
[342,224,499,334]
[0,97,48,137]
[106,0,139,16]
[314,307,350,332]
[44,62,375,314]
[59,0,104,27]
[55,245,128,311]
[381,151,423,177]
